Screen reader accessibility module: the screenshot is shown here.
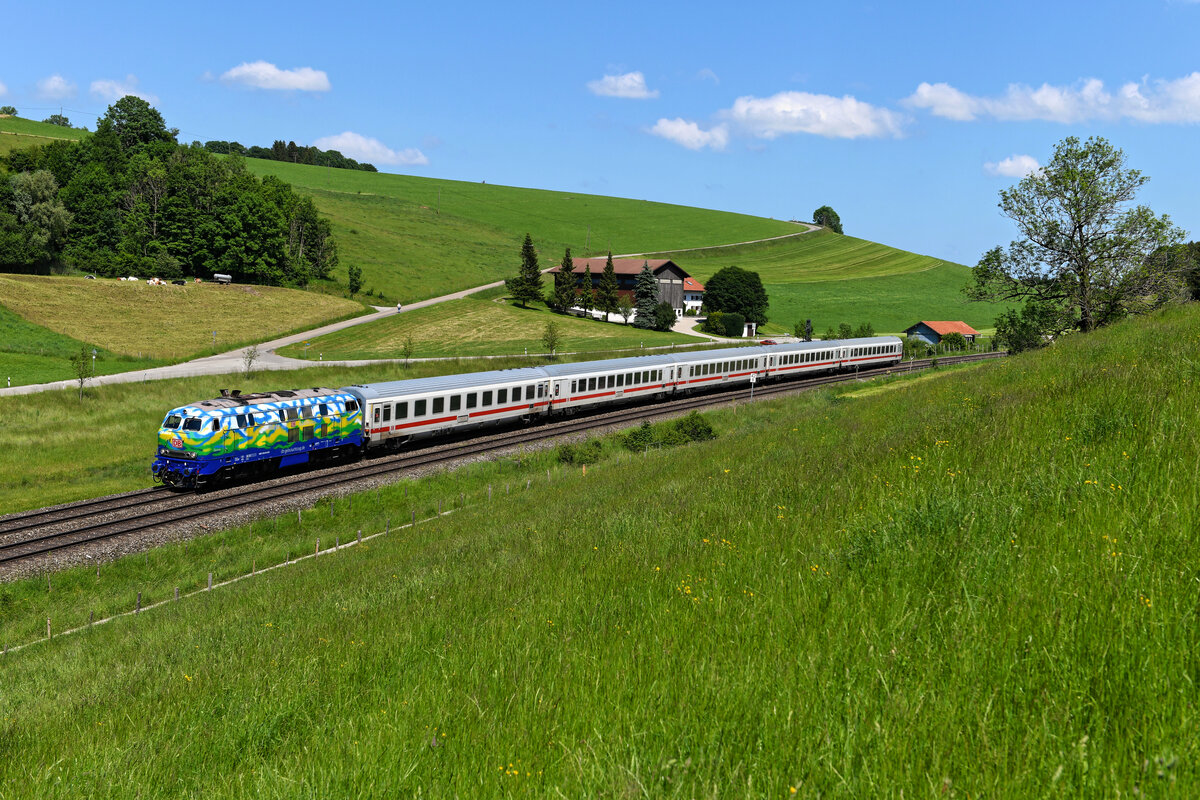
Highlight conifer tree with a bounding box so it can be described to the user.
[505,233,544,308]
[633,260,659,329]
[596,251,620,320]
[552,247,577,312]
[578,264,595,314]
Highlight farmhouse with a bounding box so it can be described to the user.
[904,320,979,345]
[552,258,700,317]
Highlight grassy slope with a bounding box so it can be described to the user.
[664,229,1008,333]
[2,306,1197,796]
[242,158,801,302]
[0,275,365,367]
[0,116,89,160]
[277,292,696,360]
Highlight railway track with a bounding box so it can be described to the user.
[0,351,1003,567]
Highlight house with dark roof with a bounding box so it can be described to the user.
[904,320,980,345]
[551,257,699,318]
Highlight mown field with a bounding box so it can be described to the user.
[243,158,802,302]
[277,291,698,360]
[0,276,368,385]
[0,116,89,160]
[662,229,1008,333]
[1,306,1196,796]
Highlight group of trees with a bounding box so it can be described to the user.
[969,135,1192,352]
[203,140,377,172]
[506,235,675,331]
[0,105,16,116]
[0,96,338,285]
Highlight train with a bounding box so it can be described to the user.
[151,337,903,489]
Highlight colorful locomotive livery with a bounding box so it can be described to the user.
[152,388,363,488]
[152,338,903,489]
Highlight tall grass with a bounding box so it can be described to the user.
[1,306,1197,796]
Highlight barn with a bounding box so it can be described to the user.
[904,320,979,346]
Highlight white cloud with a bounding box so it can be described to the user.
[721,90,905,139]
[904,73,1200,124]
[90,75,158,105]
[220,61,331,91]
[312,132,428,166]
[0,79,7,97]
[587,72,659,99]
[37,74,76,100]
[984,154,1042,178]
[648,118,729,150]
[697,68,719,84]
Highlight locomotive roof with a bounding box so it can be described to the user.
[345,366,549,401]
[191,387,347,409]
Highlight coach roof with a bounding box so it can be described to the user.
[540,354,679,378]
[344,366,549,401]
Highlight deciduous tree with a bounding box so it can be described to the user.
[812,205,843,234]
[967,136,1186,333]
[702,266,769,324]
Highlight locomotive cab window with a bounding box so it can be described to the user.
[182,418,202,432]
[164,415,182,429]
[346,400,359,412]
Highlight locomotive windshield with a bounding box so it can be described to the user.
[163,415,182,429]
[181,418,202,432]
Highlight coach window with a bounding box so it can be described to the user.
[617,374,624,387]
[482,391,493,407]
[588,377,596,391]
[382,405,392,423]
[498,388,507,404]
[415,399,427,416]
[450,395,461,412]
[396,402,408,419]
[432,397,444,414]
[570,380,577,394]
[467,393,477,409]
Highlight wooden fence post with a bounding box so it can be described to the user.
[357,529,362,544]
[175,587,179,601]
[136,592,141,613]
[316,538,320,556]
[489,484,492,501]
[208,572,213,590]
[411,509,415,526]
[89,611,94,626]
[47,618,51,640]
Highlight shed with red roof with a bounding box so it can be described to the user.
[904,320,979,345]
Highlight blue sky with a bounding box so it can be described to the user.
[3,0,1199,265]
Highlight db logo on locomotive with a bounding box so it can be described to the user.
[171,437,184,449]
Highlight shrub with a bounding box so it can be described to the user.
[722,312,746,338]
[557,439,604,465]
[674,411,716,443]
[701,312,726,335]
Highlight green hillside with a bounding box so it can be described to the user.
[660,230,1007,333]
[242,158,801,302]
[0,116,89,159]
[3,307,1197,796]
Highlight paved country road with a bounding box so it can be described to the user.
[0,223,820,397]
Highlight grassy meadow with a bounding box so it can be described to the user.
[2,305,1198,796]
[243,158,801,302]
[661,230,1009,334]
[277,291,698,360]
[0,275,367,385]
